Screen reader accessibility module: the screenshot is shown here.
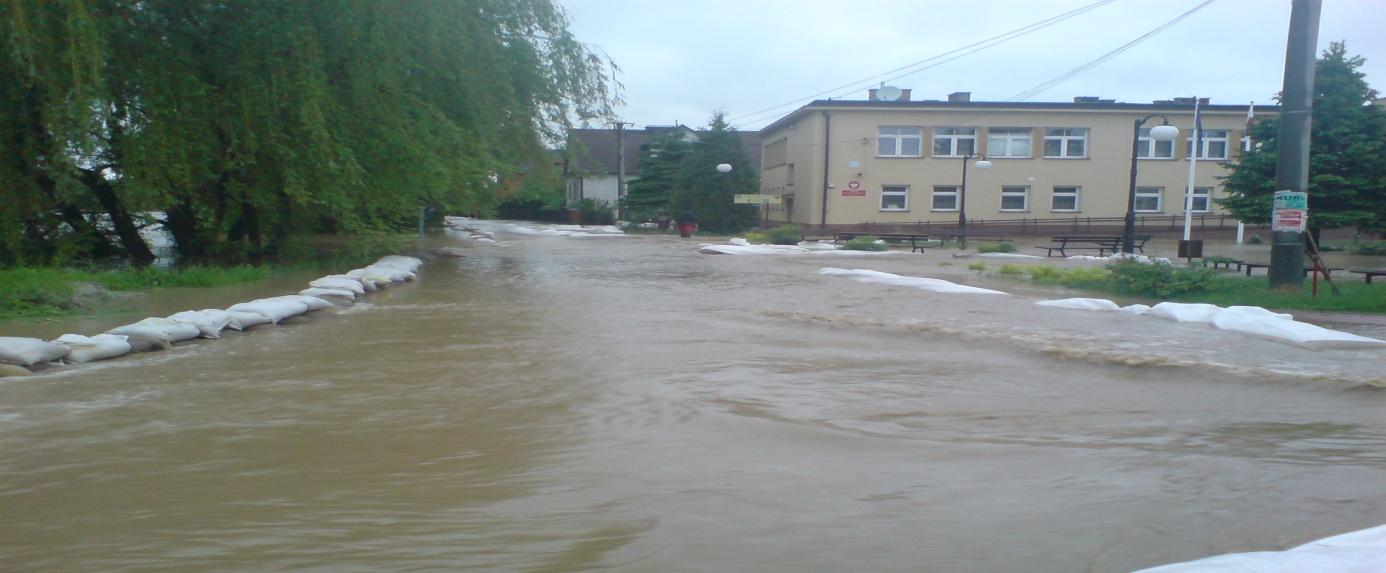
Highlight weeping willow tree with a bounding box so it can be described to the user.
[0,0,615,265]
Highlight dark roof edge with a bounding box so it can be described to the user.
[759,100,1280,135]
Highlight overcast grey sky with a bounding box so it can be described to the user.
[563,0,1386,130]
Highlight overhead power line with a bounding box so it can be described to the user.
[1009,0,1219,101]
[728,0,1121,127]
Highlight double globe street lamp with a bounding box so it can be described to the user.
[1125,116,1179,254]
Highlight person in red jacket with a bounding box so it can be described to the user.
[675,211,699,238]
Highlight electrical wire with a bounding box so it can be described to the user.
[1009,0,1218,101]
[727,0,1121,127]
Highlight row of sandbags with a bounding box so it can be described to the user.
[0,255,424,376]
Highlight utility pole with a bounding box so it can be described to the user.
[615,122,628,222]
[1269,0,1321,288]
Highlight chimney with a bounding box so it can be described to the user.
[1172,97,1211,106]
[900,89,912,102]
[868,88,878,101]
[1073,96,1101,103]
[948,91,971,103]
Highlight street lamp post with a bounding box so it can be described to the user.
[958,153,991,247]
[716,163,732,234]
[1125,116,1180,254]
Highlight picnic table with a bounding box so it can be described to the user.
[1035,234,1150,257]
[834,232,933,253]
[1349,269,1386,284]
[1242,262,1344,279]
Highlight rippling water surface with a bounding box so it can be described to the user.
[3,234,1385,572]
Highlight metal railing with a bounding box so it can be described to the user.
[848,213,1259,236]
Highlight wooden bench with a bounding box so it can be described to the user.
[1242,263,1344,279]
[1202,258,1245,271]
[835,232,933,253]
[1350,269,1386,284]
[1036,234,1152,257]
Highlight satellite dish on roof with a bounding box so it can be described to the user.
[877,85,903,102]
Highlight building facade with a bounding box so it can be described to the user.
[757,92,1276,230]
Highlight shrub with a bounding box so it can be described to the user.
[967,261,987,272]
[976,241,1018,253]
[1246,234,1264,245]
[1106,260,1220,297]
[764,225,802,245]
[743,231,769,244]
[1204,255,1238,264]
[843,235,888,251]
[997,263,1025,276]
[577,199,615,225]
[1353,242,1386,256]
[1026,265,1111,288]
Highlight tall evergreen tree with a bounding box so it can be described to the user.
[1220,42,1386,234]
[669,112,760,233]
[623,128,691,220]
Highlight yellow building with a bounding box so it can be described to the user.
[757,91,1275,232]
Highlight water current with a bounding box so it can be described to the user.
[3,231,1384,572]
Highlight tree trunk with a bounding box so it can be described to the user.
[81,171,157,265]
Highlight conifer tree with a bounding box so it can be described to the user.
[669,112,760,233]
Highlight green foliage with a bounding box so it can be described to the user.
[997,263,1025,276]
[1203,255,1239,264]
[763,225,801,245]
[624,129,692,220]
[1106,260,1221,297]
[976,241,1018,253]
[669,112,761,233]
[1025,265,1112,289]
[843,235,888,251]
[1220,42,1386,233]
[967,261,987,272]
[1353,242,1386,256]
[742,231,769,243]
[577,199,615,225]
[1,265,271,317]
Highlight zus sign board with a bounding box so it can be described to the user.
[733,194,782,205]
[841,180,866,197]
[1272,190,1308,232]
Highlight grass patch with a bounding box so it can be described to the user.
[967,261,987,273]
[842,235,888,251]
[0,265,279,318]
[976,241,1018,254]
[1352,242,1386,256]
[763,225,802,245]
[997,263,1025,276]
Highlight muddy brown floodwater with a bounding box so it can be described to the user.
[3,232,1385,572]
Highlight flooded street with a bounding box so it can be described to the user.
[3,232,1385,572]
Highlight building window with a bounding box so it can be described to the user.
[932,186,958,211]
[1186,129,1229,160]
[1051,186,1079,212]
[1186,187,1212,212]
[786,163,795,186]
[878,127,922,157]
[1043,128,1087,158]
[933,127,976,157]
[1137,128,1174,159]
[881,185,909,211]
[986,128,1031,158]
[1135,186,1162,212]
[1000,186,1029,211]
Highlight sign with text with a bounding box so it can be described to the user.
[733,194,781,204]
[1271,190,1308,232]
[841,180,866,197]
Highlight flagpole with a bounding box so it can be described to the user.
[1181,97,1201,241]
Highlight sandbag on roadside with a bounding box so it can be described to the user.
[0,336,71,367]
[125,335,172,353]
[374,255,422,272]
[309,276,365,296]
[168,309,236,338]
[271,294,334,312]
[107,317,201,344]
[228,298,309,324]
[349,265,414,283]
[299,287,357,302]
[344,270,390,289]
[320,274,376,292]
[53,334,132,363]
[0,363,33,377]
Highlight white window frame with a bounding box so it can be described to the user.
[1000,186,1029,212]
[933,127,977,157]
[1051,186,1080,212]
[877,127,923,158]
[880,185,910,212]
[1135,187,1162,213]
[1186,129,1229,160]
[986,128,1032,158]
[1184,187,1212,213]
[1136,128,1175,159]
[1043,128,1087,158]
[931,186,959,211]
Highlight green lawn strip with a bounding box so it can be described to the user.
[0,266,280,318]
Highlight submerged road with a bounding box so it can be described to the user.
[2,231,1384,572]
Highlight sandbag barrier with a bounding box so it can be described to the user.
[0,255,424,377]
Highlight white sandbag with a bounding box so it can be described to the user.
[1119,304,1152,315]
[273,294,334,312]
[53,333,132,363]
[226,310,271,330]
[819,268,1008,295]
[168,309,236,338]
[1135,523,1386,573]
[107,317,201,344]
[1149,302,1224,324]
[300,287,357,300]
[374,255,422,272]
[323,273,377,292]
[360,264,415,282]
[1034,298,1121,311]
[229,298,310,324]
[730,238,752,246]
[1210,306,1386,349]
[0,336,71,366]
[309,276,365,295]
[344,269,391,288]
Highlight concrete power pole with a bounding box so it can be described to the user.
[615,122,627,223]
[1269,0,1321,288]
